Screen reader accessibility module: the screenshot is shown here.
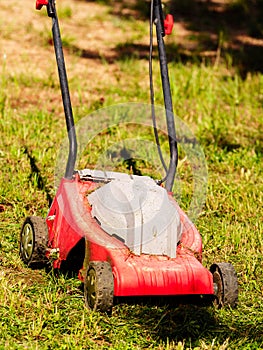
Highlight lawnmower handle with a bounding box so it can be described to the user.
[35,0,77,179]
[164,14,174,35]
[36,0,48,10]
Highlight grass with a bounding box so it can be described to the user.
[1,0,263,348]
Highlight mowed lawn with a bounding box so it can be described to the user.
[0,0,262,349]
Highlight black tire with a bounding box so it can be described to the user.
[19,216,48,268]
[84,261,114,312]
[210,262,238,308]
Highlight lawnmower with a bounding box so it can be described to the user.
[19,0,238,311]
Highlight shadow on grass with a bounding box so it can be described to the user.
[74,0,263,77]
[43,255,263,347]
[170,0,263,77]
[23,147,53,206]
[44,243,263,347]
[112,299,263,347]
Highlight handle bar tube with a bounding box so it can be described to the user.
[47,0,77,179]
[154,0,178,192]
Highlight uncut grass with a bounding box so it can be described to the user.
[1,58,263,349]
[1,3,263,350]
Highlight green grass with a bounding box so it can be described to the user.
[1,0,263,348]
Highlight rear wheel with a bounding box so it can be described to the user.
[20,216,48,268]
[84,261,114,312]
[210,262,238,308]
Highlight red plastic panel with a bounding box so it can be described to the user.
[36,0,48,10]
[46,176,126,267]
[111,252,213,296]
[164,14,174,35]
[47,176,213,296]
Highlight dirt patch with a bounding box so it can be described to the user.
[1,0,263,113]
[0,265,46,286]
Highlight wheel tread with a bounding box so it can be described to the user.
[84,261,114,312]
[20,216,48,268]
[210,262,238,308]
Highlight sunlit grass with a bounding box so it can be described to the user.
[0,0,263,349]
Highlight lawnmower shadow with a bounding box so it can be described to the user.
[24,147,53,206]
[113,298,263,346]
[54,244,219,343]
[47,251,242,345]
[113,299,218,344]
[54,266,219,344]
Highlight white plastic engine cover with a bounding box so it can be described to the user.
[88,176,182,258]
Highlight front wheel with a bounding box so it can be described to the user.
[210,262,238,308]
[84,261,114,312]
[19,216,48,268]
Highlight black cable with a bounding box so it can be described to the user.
[149,0,168,178]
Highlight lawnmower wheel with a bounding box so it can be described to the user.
[84,261,114,312]
[19,216,48,268]
[210,262,238,308]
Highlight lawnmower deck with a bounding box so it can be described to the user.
[45,171,214,297]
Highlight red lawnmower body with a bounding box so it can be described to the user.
[46,175,214,297]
